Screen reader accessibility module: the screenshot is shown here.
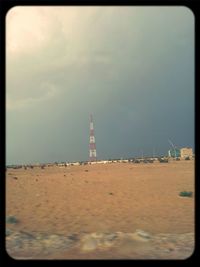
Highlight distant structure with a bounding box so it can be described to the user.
[180,147,193,159]
[89,114,97,162]
[168,147,193,159]
[168,139,180,158]
[168,148,181,158]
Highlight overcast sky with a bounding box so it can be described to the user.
[6,6,194,164]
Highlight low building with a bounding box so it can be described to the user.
[180,147,193,159]
[72,162,81,166]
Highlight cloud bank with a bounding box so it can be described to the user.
[6,6,194,164]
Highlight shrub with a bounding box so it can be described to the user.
[6,216,19,224]
[179,191,193,197]
[159,158,168,163]
[6,229,12,236]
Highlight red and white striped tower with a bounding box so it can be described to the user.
[89,114,97,162]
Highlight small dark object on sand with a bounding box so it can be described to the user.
[6,229,12,236]
[179,191,193,197]
[6,216,19,224]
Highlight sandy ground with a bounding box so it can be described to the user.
[6,160,194,236]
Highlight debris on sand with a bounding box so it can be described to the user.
[6,230,194,259]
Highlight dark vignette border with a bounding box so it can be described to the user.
[0,0,199,266]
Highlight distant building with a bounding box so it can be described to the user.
[180,147,193,159]
[72,162,80,166]
[168,148,181,158]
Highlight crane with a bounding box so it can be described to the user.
[168,139,177,159]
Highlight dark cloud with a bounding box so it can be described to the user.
[6,7,194,164]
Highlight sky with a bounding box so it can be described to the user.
[6,6,194,164]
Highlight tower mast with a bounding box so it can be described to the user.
[89,114,97,162]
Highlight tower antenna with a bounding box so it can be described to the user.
[89,114,97,162]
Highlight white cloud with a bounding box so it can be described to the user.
[6,6,101,58]
[6,7,55,56]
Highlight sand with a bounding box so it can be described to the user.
[6,160,195,258]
